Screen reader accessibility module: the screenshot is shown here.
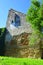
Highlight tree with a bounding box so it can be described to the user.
[0,28,6,56]
[26,0,43,46]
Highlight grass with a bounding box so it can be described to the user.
[0,56,43,65]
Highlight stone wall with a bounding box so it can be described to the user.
[5,33,41,58]
[5,9,41,58]
[6,9,31,36]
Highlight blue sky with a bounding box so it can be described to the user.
[0,0,31,28]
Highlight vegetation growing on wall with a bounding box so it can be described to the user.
[26,0,43,46]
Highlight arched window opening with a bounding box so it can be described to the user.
[11,14,20,27]
[15,14,20,27]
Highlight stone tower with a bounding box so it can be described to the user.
[6,9,31,36]
[5,9,41,58]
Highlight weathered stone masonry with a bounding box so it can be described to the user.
[5,9,42,58]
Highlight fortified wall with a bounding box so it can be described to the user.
[4,9,43,58]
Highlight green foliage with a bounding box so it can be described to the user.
[26,0,43,46]
[26,0,43,30]
[0,28,5,37]
[29,30,40,46]
[31,0,40,7]
[0,28,6,56]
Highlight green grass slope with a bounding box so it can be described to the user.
[0,56,43,65]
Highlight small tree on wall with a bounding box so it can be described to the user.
[26,0,43,46]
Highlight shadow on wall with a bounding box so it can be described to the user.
[0,28,6,56]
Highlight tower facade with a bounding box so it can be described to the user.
[5,9,41,58]
[6,9,31,36]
